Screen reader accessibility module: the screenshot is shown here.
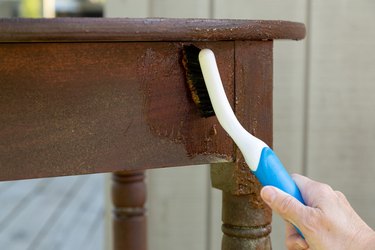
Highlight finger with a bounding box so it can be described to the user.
[285,223,308,250]
[290,174,314,205]
[335,190,350,205]
[286,237,309,250]
[291,174,315,198]
[292,174,335,207]
[260,186,306,227]
[285,221,299,237]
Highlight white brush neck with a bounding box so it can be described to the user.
[198,49,268,170]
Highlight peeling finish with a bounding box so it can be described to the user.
[140,42,235,160]
[210,40,274,248]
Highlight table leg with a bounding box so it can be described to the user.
[211,163,272,249]
[210,40,274,249]
[112,170,147,250]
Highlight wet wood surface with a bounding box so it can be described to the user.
[0,18,305,182]
[211,41,273,249]
[0,41,234,181]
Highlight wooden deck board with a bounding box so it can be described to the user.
[0,179,52,234]
[0,175,105,250]
[60,175,105,250]
[0,176,80,248]
[26,176,89,250]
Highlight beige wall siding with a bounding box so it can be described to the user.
[147,166,210,250]
[307,0,375,228]
[149,0,211,18]
[105,1,375,249]
[105,0,149,17]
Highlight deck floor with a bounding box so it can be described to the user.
[0,174,105,250]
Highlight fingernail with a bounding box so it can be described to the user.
[261,186,276,203]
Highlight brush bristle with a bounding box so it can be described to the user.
[182,45,215,118]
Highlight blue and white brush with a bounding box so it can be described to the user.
[182,45,305,236]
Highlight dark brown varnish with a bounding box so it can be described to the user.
[0,18,305,42]
[0,42,233,180]
[211,41,274,249]
[0,18,305,250]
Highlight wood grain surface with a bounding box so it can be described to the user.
[0,42,234,180]
[213,2,309,248]
[0,18,305,42]
[211,41,273,249]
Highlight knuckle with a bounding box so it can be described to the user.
[319,183,333,193]
[314,183,335,197]
[335,190,350,204]
[306,180,333,194]
[335,190,346,199]
[305,181,319,193]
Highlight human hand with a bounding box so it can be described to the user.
[260,174,375,250]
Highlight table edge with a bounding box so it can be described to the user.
[0,18,306,43]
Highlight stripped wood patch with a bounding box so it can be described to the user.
[0,174,105,250]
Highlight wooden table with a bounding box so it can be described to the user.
[0,18,305,250]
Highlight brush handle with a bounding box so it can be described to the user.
[252,147,305,237]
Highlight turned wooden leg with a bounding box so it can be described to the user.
[222,193,271,249]
[211,163,272,249]
[210,40,274,249]
[112,170,147,250]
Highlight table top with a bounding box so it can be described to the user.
[0,18,305,43]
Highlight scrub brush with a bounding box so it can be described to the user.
[182,44,305,236]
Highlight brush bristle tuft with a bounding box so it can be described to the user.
[182,45,215,118]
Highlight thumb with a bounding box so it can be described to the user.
[260,186,306,227]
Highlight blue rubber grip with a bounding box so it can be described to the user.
[252,147,305,237]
